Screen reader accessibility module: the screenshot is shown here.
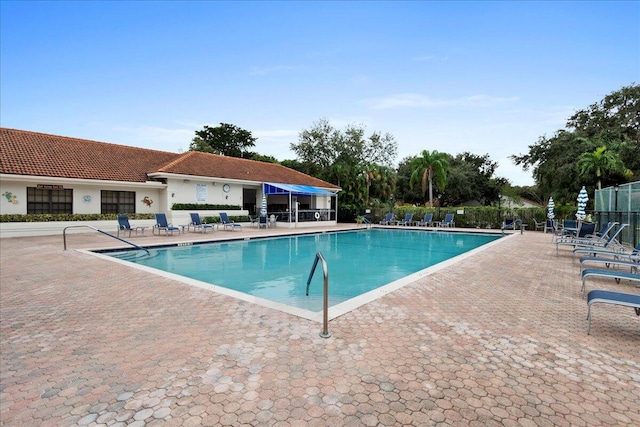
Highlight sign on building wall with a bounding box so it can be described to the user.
[195,184,207,202]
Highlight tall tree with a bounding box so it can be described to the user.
[291,118,398,207]
[576,145,631,190]
[190,123,257,158]
[409,150,449,206]
[511,84,640,201]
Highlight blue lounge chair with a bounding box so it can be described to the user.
[396,213,413,226]
[580,257,639,275]
[439,213,454,227]
[586,290,640,334]
[189,213,214,233]
[576,242,640,263]
[379,212,394,225]
[219,212,242,231]
[154,213,180,236]
[581,268,640,296]
[417,213,433,227]
[117,215,148,237]
[557,223,625,255]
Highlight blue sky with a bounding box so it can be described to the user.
[1,1,638,186]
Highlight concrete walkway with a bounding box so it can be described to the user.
[1,226,638,426]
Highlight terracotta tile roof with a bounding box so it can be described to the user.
[0,128,179,182]
[0,128,340,190]
[157,151,340,189]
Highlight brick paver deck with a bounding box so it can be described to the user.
[1,226,638,426]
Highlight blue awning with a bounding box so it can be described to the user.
[263,182,336,196]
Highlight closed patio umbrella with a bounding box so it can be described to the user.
[260,194,267,217]
[547,197,555,219]
[576,186,588,220]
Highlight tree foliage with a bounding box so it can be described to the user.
[409,150,449,206]
[190,123,257,158]
[576,145,631,190]
[511,84,640,204]
[291,119,398,208]
[441,153,503,207]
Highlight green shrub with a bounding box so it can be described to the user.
[0,213,155,223]
[171,203,242,210]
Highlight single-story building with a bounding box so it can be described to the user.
[0,128,341,237]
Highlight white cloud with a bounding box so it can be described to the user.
[362,93,518,110]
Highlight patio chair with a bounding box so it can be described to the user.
[117,214,148,237]
[417,213,433,227]
[189,213,214,233]
[396,213,413,226]
[580,256,639,275]
[248,215,258,227]
[501,218,516,231]
[533,219,545,232]
[439,213,455,227]
[581,268,640,296]
[379,212,394,225]
[258,215,268,229]
[560,219,578,237]
[586,290,640,334]
[154,213,180,236]
[575,242,640,262]
[544,219,558,234]
[558,223,627,255]
[219,212,242,231]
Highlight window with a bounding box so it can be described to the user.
[101,191,136,214]
[27,187,73,214]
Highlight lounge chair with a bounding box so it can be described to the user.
[439,213,454,227]
[117,214,148,237]
[586,290,640,334]
[189,213,214,233]
[580,257,639,275]
[581,268,640,296]
[379,212,394,225]
[154,213,180,236]
[559,223,628,255]
[396,213,413,226]
[575,242,640,262]
[417,213,433,227]
[561,222,616,246]
[219,212,242,231]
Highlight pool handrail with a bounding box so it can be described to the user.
[63,224,150,255]
[306,251,331,339]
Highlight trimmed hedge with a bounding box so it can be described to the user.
[171,203,242,210]
[0,213,155,223]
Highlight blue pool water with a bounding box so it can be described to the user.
[104,229,501,312]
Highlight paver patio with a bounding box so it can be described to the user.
[1,226,639,426]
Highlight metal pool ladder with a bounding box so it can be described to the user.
[306,252,331,338]
[63,225,150,255]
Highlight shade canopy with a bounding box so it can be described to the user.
[263,182,336,196]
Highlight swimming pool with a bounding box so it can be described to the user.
[100,229,502,320]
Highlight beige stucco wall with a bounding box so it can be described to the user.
[0,175,164,215]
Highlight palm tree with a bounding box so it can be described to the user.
[409,150,449,206]
[576,145,630,189]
